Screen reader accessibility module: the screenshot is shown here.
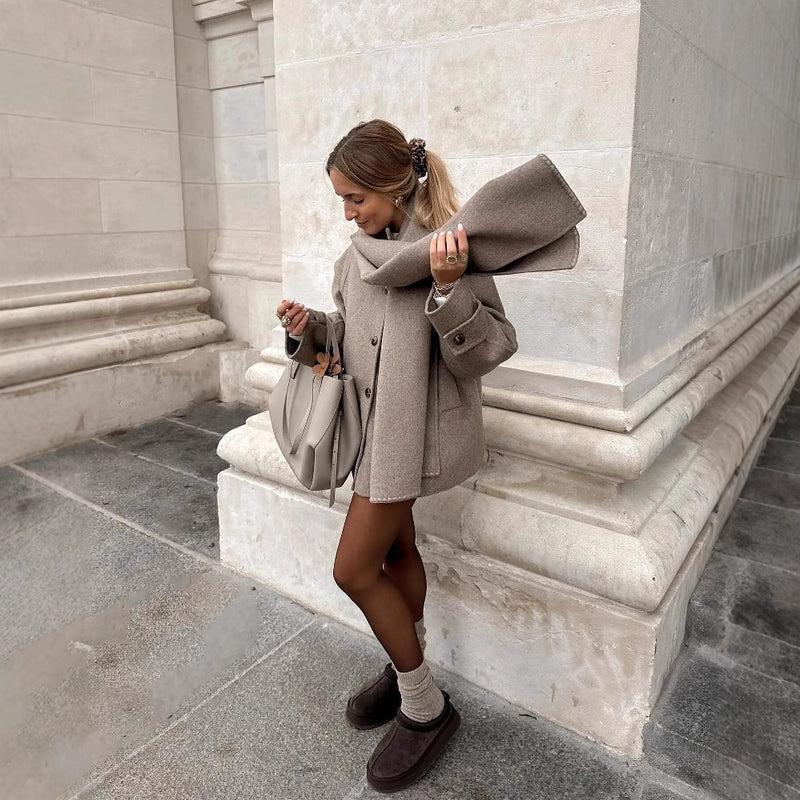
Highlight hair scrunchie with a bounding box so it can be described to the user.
[408,138,428,180]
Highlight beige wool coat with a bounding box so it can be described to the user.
[284,154,586,504]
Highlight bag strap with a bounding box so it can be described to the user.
[328,405,343,507]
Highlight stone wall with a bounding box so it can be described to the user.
[623,0,800,398]
[274,0,641,406]
[0,0,191,302]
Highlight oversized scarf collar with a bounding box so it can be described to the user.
[350,154,585,288]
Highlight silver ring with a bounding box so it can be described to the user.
[460,253,469,264]
[446,254,457,265]
[280,314,291,328]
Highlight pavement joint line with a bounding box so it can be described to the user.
[90,437,218,487]
[10,463,225,571]
[341,776,367,799]
[648,720,800,795]
[764,435,800,445]
[162,416,226,438]
[735,496,800,516]
[712,548,800,579]
[66,617,319,800]
[735,494,800,514]
[750,464,800,478]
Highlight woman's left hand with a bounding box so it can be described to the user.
[430,224,469,285]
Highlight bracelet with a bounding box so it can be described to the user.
[433,278,458,295]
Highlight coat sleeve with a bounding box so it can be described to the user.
[284,254,348,367]
[424,274,517,380]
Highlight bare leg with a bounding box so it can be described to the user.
[382,507,427,623]
[334,493,422,672]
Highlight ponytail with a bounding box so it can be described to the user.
[412,150,459,231]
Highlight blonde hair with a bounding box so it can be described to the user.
[325,120,459,231]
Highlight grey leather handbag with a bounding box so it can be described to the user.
[269,315,361,507]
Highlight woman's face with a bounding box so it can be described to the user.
[329,168,404,236]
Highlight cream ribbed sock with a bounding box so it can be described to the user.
[414,618,427,655]
[395,660,445,723]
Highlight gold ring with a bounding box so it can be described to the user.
[446,254,457,264]
[280,314,291,328]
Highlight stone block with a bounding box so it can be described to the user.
[278,163,352,262]
[209,273,250,342]
[214,134,269,183]
[216,183,278,231]
[427,12,639,157]
[177,85,213,137]
[0,0,93,65]
[0,232,187,288]
[173,0,205,39]
[0,51,92,122]
[175,32,210,89]
[263,76,277,129]
[0,117,10,177]
[93,69,179,131]
[0,345,224,465]
[179,134,216,183]
[182,182,218,231]
[207,29,260,89]
[265,130,279,183]
[100,181,184,232]
[73,0,175,27]
[620,260,714,382]
[275,48,425,164]
[211,83,265,136]
[0,179,101,237]
[272,0,418,65]
[256,18,275,77]
[91,11,175,79]
[625,151,691,280]
[7,117,180,181]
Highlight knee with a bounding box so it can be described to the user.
[333,557,376,598]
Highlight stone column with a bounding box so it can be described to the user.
[0,0,228,464]
[216,2,800,755]
[190,0,283,404]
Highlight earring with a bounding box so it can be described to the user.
[394,196,402,207]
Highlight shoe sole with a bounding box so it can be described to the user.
[365,707,461,793]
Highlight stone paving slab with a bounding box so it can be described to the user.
[99,418,229,483]
[645,646,800,800]
[0,464,313,800]
[166,400,257,436]
[80,618,642,800]
[756,437,800,474]
[715,498,800,573]
[740,466,800,511]
[771,406,800,442]
[17,439,221,558]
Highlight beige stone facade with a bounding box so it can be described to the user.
[2,0,798,757]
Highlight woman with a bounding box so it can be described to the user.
[274,120,518,793]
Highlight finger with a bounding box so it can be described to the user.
[289,311,310,335]
[446,229,457,259]
[429,232,438,265]
[436,230,447,265]
[457,223,468,258]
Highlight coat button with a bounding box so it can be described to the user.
[365,387,372,398]
[371,336,378,346]
[453,333,466,345]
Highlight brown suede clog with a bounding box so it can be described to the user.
[366,693,461,793]
[345,663,401,730]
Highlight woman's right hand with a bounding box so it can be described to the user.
[276,299,310,337]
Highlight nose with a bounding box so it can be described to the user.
[344,206,358,221]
